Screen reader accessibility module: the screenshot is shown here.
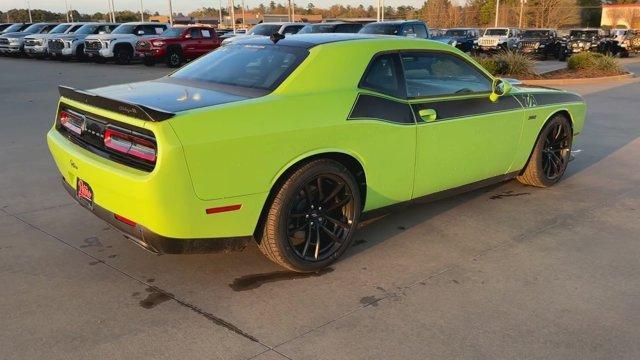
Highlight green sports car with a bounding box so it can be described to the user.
[47,34,586,272]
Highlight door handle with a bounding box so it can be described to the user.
[419,108,437,122]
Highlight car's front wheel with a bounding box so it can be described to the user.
[258,159,361,272]
[166,48,184,68]
[114,45,133,65]
[517,115,573,187]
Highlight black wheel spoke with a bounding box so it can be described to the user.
[314,225,321,260]
[323,182,345,205]
[326,194,352,213]
[320,224,343,244]
[324,215,350,230]
[317,176,324,202]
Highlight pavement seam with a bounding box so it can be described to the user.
[0,207,275,356]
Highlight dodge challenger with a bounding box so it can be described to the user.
[47,34,586,272]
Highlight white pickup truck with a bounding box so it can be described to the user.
[83,22,169,64]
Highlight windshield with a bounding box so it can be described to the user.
[49,24,71,34]
[171,44,308,90]
[360,23,400,35]
[298,24,336,34]
[248,24,282,36]
[66,24,83,34]
[522,30,550,37]
[444,29,468,37]
[2,24,25,33]
[570,30,598,39]
[75,25,99,34]
[161,27,184,37]
[484,29,508,36]
[112,24,136,34]
[22,24,47,34]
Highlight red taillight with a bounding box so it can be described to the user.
[114,214,136,227]
[59,110,83,135]
[104,128,157,164]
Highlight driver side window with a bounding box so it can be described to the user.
[400,52,492,98]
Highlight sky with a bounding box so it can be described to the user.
[0,0,429,15]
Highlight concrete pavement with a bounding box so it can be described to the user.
[1,56,639,360]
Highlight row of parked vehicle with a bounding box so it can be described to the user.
[1,21,638,68]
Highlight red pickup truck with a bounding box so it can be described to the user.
[136,25,221,67]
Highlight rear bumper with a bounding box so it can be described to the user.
[61,179,251,254]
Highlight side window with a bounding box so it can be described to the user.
[201,29,212,38]
[401,52,491,98]
[190,28,203,38]
[360,53,402,97]
[402,25,416,37]
[283,25,302,35]
[413,24,428,39]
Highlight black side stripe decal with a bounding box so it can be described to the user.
[348,94,415,124]
[532,92,583,106]
[412,95,522,122]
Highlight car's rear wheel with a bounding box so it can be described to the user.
[517,115,573,187]
[258,159,361,272]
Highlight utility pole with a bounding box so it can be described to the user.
[168,0,174,25]
[518,0,526,28]
[140,0,144,21]
[229,0,236,33]
[381,0,384,21]
[494,0,500,27]
[242,0,245,27]
[64,0,70,22]
[376,0,380,21]
[26,0,33,23]
[218,0,223,28]
[291,1,295,22]
[69,1,74,22]
[110,0,116,23]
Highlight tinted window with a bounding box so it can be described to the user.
[522,30,551,37]
[282,25,303,34]
[359,23,401,35]
[171,44,308,90]
[190,28,203,38]
[401,52,491,98]
[248,24,282,36]
[485,28,508,36]
[2,24,25,33]
[112,24,136,34]
[402,25,416,37]
[413,24,428,38]
[445,29,467,37]
[161,28,184,37]
[201,29,212,38]
[298,24,335,34]
[49,24,72,34]
[360,53,402,97]
[335,24,362,33]
[67,24,84,33]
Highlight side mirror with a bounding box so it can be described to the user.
[185,34,192,39]
[490,78,512,102]
[137,30,145,35]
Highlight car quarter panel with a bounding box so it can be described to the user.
[47,98,266,239]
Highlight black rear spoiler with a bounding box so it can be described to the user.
[58,86,175,122]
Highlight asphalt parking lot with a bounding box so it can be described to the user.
[1,56,640,360]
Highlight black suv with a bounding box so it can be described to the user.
[432,28,480,52]
[359,20,429,39]
[559,28,608,61]
[516,28,562,60]
[297,22,363,34]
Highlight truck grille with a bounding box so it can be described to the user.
[520,41,539,49]
[0,38,8,45]
[85,40,102,51]
[480,38,498,46]
[49,39,65,51]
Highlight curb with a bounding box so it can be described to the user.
[522,72,636,86]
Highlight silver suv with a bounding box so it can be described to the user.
[83,22,169,64]
[23,23,85,58]
[0,23,57,55]
[49,23,119,59]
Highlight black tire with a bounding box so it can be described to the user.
[75,45,86,61]
[94,57,106,63]
[517,115,573,188]
[143,56,156,66]
[620,50,629,58]
[165,48,184,68]
[258,159,362,272]
[114,45,133,65]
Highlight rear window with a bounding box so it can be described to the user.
[360,23,401,35]
[170,44,308,90]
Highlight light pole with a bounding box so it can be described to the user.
[242,0,246,28]
[494,0,500,27]
[26,0,33,23]
[140,0,144,21]
[168,0,174,25]
[69,1,74,22]
[64,0,70,22]
[218,0,223,28]
[518,0,526,28]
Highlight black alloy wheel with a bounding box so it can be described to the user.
[115,46,132,65]
[286,174,356,262]
[541,121,571,181]
[166,49,183,68]
[258,159,361,272]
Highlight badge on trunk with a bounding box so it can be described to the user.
[76,178,94,210]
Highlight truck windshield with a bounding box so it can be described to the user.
[444,29,468,37]
[522,30,550,37]
[2,24,25,33]
[161,28,184,37]
[298,24,336,34]
[485,29,508,36]
[112,25,136,34]
[570,30,598,39]
[170,44,308,90]
[248,24,282,36]
[22,24,48,34]
[49,24,72,34]
[359,23,400,35]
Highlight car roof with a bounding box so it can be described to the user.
[231,33,443,50]
[120,22,169,25]
[366,20,423,25]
